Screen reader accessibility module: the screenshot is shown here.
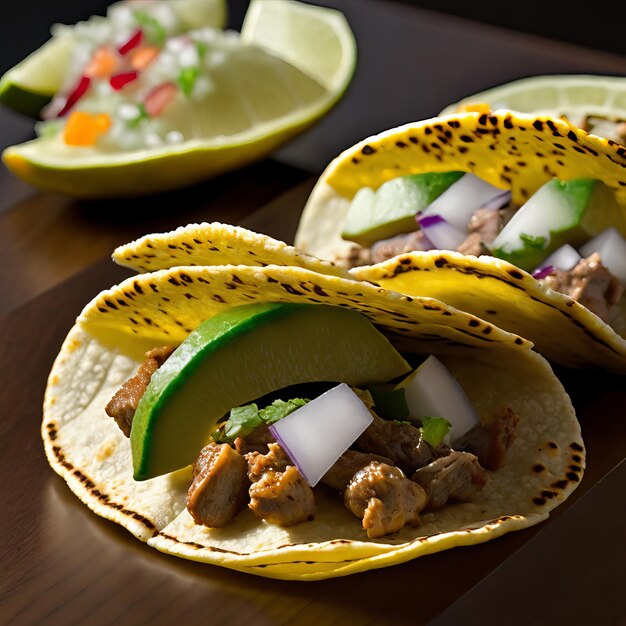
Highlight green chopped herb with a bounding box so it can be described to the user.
[194,40,208,60]
[367,385,409,421]
[177,66,200,97]
[519,233,547,249]
[133,10,167,46]
[35,120,62,138]
[128,103,150,129]
[259,398,309,425]
[211,398,310,443]
[421,416,451,447]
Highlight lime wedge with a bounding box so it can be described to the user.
[0,0,227,119]
[241,0,356,93]
[440,74,626,122]
[2,0,356,197]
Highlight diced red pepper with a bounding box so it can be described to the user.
[144,82,177,117]
[110,71,139,91]
[57,76,91,117]
[118,29,143,56]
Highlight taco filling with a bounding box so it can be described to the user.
[105,317,518,539]
[339,171,625,324]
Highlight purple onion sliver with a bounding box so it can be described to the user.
[532,265,555,280]
[418,214,446,228]
[481,190,512,211]
[268,423,313,485]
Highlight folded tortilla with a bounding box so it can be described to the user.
[291,110,626,372]
[44,259,583,579]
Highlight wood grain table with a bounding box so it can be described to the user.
[1,1,626,624]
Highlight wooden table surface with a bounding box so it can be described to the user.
[1,1,626,624]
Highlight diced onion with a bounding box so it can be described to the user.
[398,355,478,443]
[534,244,582,275]
[532,265,555,280]
[268,384,373,487]
[580,227,626,284]
[420,174,507,230]
[417,214,466,251]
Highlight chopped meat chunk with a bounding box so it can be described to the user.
[411,451,488,510]
[105,345,175,436]
[187,442,249,527]
[344,461,427,538]
[356,414,435,474]
[542,253,623,322]
[234,424,274,455]
[580,115,626,145]
[322,450,393,491]
[457,208,501,256]
[455,407,520,470]
[246,443,315,526]
[341,244,372,269]
[246,442,291,480]
[370,230,431,264]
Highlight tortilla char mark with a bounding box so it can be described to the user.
[44,421,157,534]
[324,111,626,207]
[353,252,625,361]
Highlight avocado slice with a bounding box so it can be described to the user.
[131,302,411,480]
[492,178,622,271]
[341,171,464,247]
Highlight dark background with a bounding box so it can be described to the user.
[2,0,626,78]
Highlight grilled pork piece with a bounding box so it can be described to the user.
[344,461,427,538]
[455,407,520,470]
[356,414,435,474]
[246,443,315,526]
[411,451,488,510]
[234,424,275,455]
[322,450,393,491]
[105,345,174,436]
[370,230,431,264]
[457,208,504,257]
[542,253,623,323]
[187,443,249,527]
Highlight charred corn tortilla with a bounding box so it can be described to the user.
[293,110,626,372]
[44,261,583,579]
[113,222,351,278]
[111,220,626,371]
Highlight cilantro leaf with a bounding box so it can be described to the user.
[421,416,451,447]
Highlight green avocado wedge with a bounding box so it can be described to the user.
[131,302,411,480]
[341,171,464,247]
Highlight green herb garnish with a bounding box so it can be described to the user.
[367,385,409,421]
[128,103,150,128]
[421,416,451,447]
[519,233,547,249]
[133,10,167,46]
[177,66,200,97]
[211,398,310,443]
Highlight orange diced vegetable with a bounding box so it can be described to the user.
[84,46,120,78]
[131,46,160,70]
[63,111,111,146]
[457,102,492,115]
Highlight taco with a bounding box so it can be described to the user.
[43,248,583,580]
[293,110,626,372]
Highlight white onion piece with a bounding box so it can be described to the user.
[420,174,507,230]
[268,384,373,487]
[417,214,466,250]
[580,227,626,284]
[534,244,582,273]
[399,355,478,444]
